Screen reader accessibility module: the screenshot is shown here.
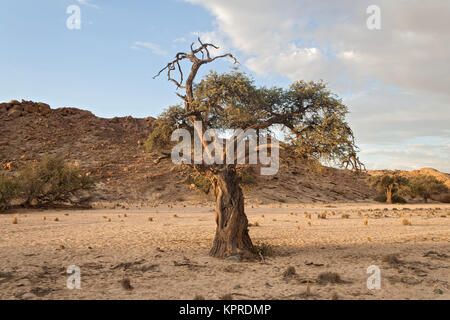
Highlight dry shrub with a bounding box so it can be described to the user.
[341,213,350,219]
[318,212,327,219]
[283,266,296,279]
[383,254,401,265]
[402,218,412,226]
[252,242,273,257]
[317,272,342,284]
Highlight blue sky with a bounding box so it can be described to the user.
[1,1,449,172]
[0,0,263,118]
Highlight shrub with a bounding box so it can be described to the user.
[186,173,211,194]
[0,172,19,211]
[374,194,406,204]
[18,156,95,206]
[367,173,408,204]
[407,175,448,203]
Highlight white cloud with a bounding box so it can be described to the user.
[185,0,450,172]
[131,41,167,56]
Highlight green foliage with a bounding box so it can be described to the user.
[237,167,257,189]
[186,173,211,195]
[407,175,448,202]
[149,71,363,170]
[367,173,409,203]
[374,194,407,204]
[0,172,19,210]
[145,106,190,153]
[18,156,95,206]
[251,242,274,257]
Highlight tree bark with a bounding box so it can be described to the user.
[209,167,253,258]
[386,185,393,204]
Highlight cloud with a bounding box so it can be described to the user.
[185,0,450,172]
[76,0,100,9]
[131,41,168,56]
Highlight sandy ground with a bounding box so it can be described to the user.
[0,202,449,300]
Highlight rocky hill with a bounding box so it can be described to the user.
[0,100,385,205]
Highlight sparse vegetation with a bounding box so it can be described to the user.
[0,172,19,211]
[407,175,448,203]
[18,156,95,207]
[368,173,409,204]
[317,272,342,284]
[252,242,273,257]
[402,218,412,226]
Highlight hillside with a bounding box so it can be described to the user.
[1,100,381,205]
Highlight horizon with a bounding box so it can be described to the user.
[1,0,449,172]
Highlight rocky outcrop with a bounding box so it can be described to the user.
[0,100,51,118]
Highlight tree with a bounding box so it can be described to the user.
[0,171,19,211]
[19,156,95,206]
[367,172,409,204]
[152,38,363,258]
[408,175,448,203]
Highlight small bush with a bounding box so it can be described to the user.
[252,242,273,257]
[0,172,19,210]
[318,212,327,219]
[18,156,95,206]
[317,272,342,284]
[186,173,211,195]
[402,218,412,226]
[374,194,406,204]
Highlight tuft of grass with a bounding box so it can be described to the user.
[382,254,401,265]
[307,221,312,227]
[219,294,233,300]
[282,266,296,279]
[120,278,133,291]
[59,244,65,250]
[304,212,312,219]
[318,212,327,219]
[252,242,273,257]
[402,218,412,226]
[12,216,18,224]
[43,216,46,220]
[148,217,153,222]
[363,217,368,226]
[173,214,178,218]
[367,237,372,242]
[341,213,350,219]
[317,272,342,284]
[54,217,59,222]
[297,225,301,230]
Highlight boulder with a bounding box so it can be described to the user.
[7,108,22,119]
[37,103,51,115]
[24,103,39,113]
[0,104,7,113]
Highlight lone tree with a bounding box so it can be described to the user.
[367,172,409,204]
[152,38,363,258]
[407,175,448,203]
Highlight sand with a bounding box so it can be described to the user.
[0,202,449,300]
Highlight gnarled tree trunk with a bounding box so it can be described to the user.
[209,166,253,258]
[386,184,393,204]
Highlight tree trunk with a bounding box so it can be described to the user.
[209,167,253,258]
[386,185,393,204]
